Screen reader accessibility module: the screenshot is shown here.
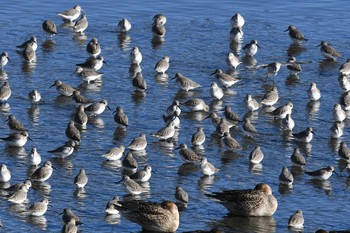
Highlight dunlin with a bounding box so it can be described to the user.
[28,198,49,216]
[122,152,138,171]
[338,141,350,161]
[151,122,176,141]
[0,52,11,69]
[128,133,147,151]
[305,165,335,180]
[243,40,260,56]
[118,18,132,32]
[84,100,110,116]
[230,13,245,28]
[330,121,343,139]
[245,94,260,111]
[74,105,88,128]
[279,167,294,185]
[0,80,11,102]
[287,57,302,75]
[211,69,241,88]
[0,131,31,147]
[75,66,103,83]
[130,46,142,65]
[175,186,189,203]
[288,210,304,228]
[61,208,82,225]
[72,90,93,106]
[290,147,306,167]
[130,165,153,182]
[222,132,243,150]
[42,20,57,39]
[28,89,41,103]
[333,103,346,122]
[282,114,295,131]
[155,56,170,74]
[191,127,206,146]
[86,37,101,57]
[132,72,147,91]
[292,127,315,143]
[206,183,278,216]
[76,55,106,71]
[261,86,279,106]
[226,52,241,70]
[181,98,209,112]
[74,168,88,189]
[16,36,37,51]
[113,106,129,127]
[0,164,11,182]
[249,146,264,164]
[73,12,88,34]
[210,82,224,100]
[173,72,201,91]
[176,143,203,163]
[105,196,121,215]
[339,58,350,76]
[318,41,341,61]
[49,80,75,97]
[58,5,82,22]
[200,157,219,176]
[30,161,53,182]
[65,120,81,143]
[28,147,41,166]
[284,25,308,43]
[102,145,125,161]
[166,100,181,116]
[6,114,27,133]
[224,106,241,123]
[271,102,293,119]
[307,82,321,101]
[6,185,29,204]
[116,175,148,195]
[48,141,76,158]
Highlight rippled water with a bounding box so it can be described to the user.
[0,0,350,232]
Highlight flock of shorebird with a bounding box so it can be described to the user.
[0,3,350,233]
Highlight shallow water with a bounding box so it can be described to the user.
[0,0,350,232]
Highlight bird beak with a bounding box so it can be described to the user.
[106,105,111,110]
[49,83,55,88]
[283,28,289,32]
[28,137,33,141]
[152,170,157,174]
[333,170,340,177]
[103,60,107,65]
[7,57,11,63]
[256,44,261,48]
[316,44,321,47]
[292,108,297,113]
[115,178,123,184]
[174,146,181,150]
[311,131,316,135]
[170,76,176,80]
[210,71,216,76]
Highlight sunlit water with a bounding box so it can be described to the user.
[0,0,350,232]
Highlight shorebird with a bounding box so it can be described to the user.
[230,13,245,28]
[279,167,294,185]
[226,52,241,70]
[292,127,315,143]
[243,40,260,57]
[86,37,101,57]
[58,5,82,22]
[176,143,203,164]
[284,25,308,43]
[307,82,321,101]
[305,166,336,180]
[48,141,76,158]
[130,165,153,182]
[28,198,49,216]
[288,210,304,229]
[102,146,125,161]
[42,20,57,39]
[118,18,132,32]
[318,41,341,61]
[181,98,210,112]
[74,168,88,189]
[116,175,148,195]
[191,127,206,146]
[290,147,306,167]
[249,146,264,164]
[0,52,11,69]
[173,72,201,91]
[128,133,147,151]
[205,183,278,216]
[338,141,350,161]
[261,86,279,106]
[175,186,189,204]
[49,80,75,97]
[211,69,241,88]
[155,56,170,74]
[29,161,53,182]
[114,106,129,127]
[200,157,219,176]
